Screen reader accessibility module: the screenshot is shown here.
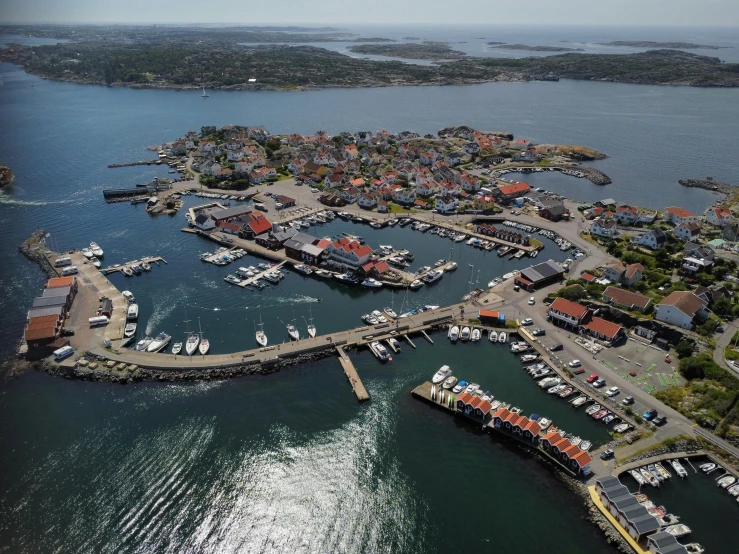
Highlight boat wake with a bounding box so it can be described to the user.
[0,195,76,207]
[144,286,186,335]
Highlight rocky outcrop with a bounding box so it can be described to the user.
[679,178,737,195]
[579,167,612,186]
[19,229,58,279]
[438,126,513,140]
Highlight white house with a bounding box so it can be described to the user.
[324,238,373,269]
[340,186,361,204]
[435,194,459,214]
[674,222,701,241]
[705,207,733,227]
[393,188,417,206]
[194,213,216,230]
[200,161,222,176]
[227,149,244,162]
[590,218,617,238]
[664,206,698,226]
[654,291,709,329]
[416,181,440,197]
[634,229,666,250]
[358,193,378,209]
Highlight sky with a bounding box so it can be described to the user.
[0,0,736,27]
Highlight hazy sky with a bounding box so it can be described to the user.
[0,0,735,26]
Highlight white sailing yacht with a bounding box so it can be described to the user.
[184,311,199,356]
[255,305,268,347]
[198,317,209,355]
[287,310,300,341]
[201,85,209,98]
[306,303,317,338]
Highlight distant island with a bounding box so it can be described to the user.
[402,36,421,40]
[349,43,467,60]
[600,41,728,50]
[349,37,396,43]
[1,24,738,90]
[491,44,585,52]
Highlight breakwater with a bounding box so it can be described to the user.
[679,177,736,195]
[579,167,612,185]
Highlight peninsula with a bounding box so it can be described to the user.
[349,43,467,60]
[599,40,728,50]
[491,44,585,52]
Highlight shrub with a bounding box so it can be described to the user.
[675,340,694,359]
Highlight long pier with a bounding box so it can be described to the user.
[101,256,167,275]
[408,215,539,252]
[337,346,369,401]
[236,260,288,288]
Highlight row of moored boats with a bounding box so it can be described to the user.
[448,325,507,343]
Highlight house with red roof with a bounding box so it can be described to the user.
[705,207,733,227]
[497,182,532,203]
[582,317,625,344]
[664,206,698,226]
[548,298,590,329]
[324,237,373,270]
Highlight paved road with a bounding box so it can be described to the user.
[712,320,739,377]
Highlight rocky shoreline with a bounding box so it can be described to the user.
[579,167,613,186]
[678,177,737,195]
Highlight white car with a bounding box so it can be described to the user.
[568,359,581,368]
[606,386,620,397]
[528,296,536,305]
[520,318,534,326]
[310,187,320,193]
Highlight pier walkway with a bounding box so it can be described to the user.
[336,346,369,401]
[101,256,167,275]
[236,261,288,288]
[408,215,539,253]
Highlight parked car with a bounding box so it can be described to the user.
[520,318,533,326]
[606,386,620,397]
[652,415,667,426]
[622,396,635,405]
[593,378,606,388]
[532,328,546,336]
[600,448,614,460]
[310,187,320,193]
[528,296,536,305]
[568,359,582,368]
[586,373,598,383]
[643,409,658,421]
[549,343,563,352]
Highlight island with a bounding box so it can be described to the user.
[0,165,14,187]
[348,37,396,43]
[491,44,585,52]
[599,40,728,50]
[1,24,738,89]
[348,43,467,60]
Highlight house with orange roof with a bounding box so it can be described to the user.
[492,408,512,429]
[324,238,373,270]
[548,297,590,329]
[582,317,625,344]
[664,206,698,226]
[705,206,733,227]
[497,181,532,203]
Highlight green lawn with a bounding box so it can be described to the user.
[388,204,415,214]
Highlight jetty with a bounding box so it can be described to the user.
[101,256,167,275]
[408,215,538,253]
[236,260,288,288]
[337,346,369,401]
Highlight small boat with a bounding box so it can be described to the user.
[432,365,452,384]
[464,383,480,395]
[452,380,467,394]
[127,303,139,320]
[700,463,717,473]
[370,341,390,362]
[640,468,660,488]
[255,307,268,347]
[579,440,591,452]
[585,404,602,416]
[172,342,182,355]
[570,395,588,407]
[449,325,459,342]
[124,322,137,338]
[602,413,617,424]
[548,384,566,394]
[294,264,313,275]
[471,328,481,342]
[287,323,300,341]
[387,337,401,352]
[717,474,737,488]
[592,409,609,420]
[498,332,507,343]
[664,524,691,538]
[199,339,210,355]
[89,242,104,257]
[81,247,94,258]
[224,274,242,285]
[131,264,143,275]
[685,544,705,554]
[384,307,398,319]
[520,354,539,363]
[728,484,739,497]
[558,386,574,398]
[122,290,135,302]
[655,463,672,480]
[613,423,631,433]
[538,418,551,430]
[671,460,689,478]
[409,279,424,290]
[135,337,152,351]
[147,332,171,353]
[370,310,387,323]
[185,333,199,356]
[89,256,101,268]
[306,304,317,338]
[141,262,151,271]
[489,330,498,342]
[362,278,383,288]
[460,326,471,341]
[648,465,664,482]
[630,470,647,486]
[445,262,458,272]
[422,269,443,284]
[442,375,458,389]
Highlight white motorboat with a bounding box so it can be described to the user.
[585,404,602,415]
[409,279,424,290]
[172,342,182,355]
[579,440,591,452]
[135,337,152,351]
[127,303,139,320]
[445,262,458,272]
[630,470,647,486]
[141,261,151,271]
[294,264,313,275]
[124,322,137,338]
[371,310,387,323]
[538,417,552,430]
[700,463,717,473]
[147,332,171,352]
[335,273,358,284]
[571,395,588,408]
[460,326,471,341]
[717,474,737,488]
[422,269,443,284]
[471,328,481,342]
[538,377,560,388]
[685,544,705,554]
[89,242,104,257]
[640,468,660,488]
[384,307,398,319]
[362,278,383,288]
[122,290,135,303]
[387,337,401,352]
[199,339,210,355]
[664,524,691,538]
[464,383,480,394]
[548,384,566,394]
[655,463,672,480]
[442,375,458,389]
[489,330,498,342]
[432,365,452,384]
[185,333,199,356]
[370,341,390,362]
[89,256,101,268]
[498,331,507,343]
[81,247,94,258]
[521,354,539,363]
[449,325,459,342]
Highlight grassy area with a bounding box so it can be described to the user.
[615,434,698,463]
[388,204,415,214]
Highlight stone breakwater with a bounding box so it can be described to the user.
[19,229,58,279]
[679,178,737,195]
[579,167,612,186]
[39,349,339,384]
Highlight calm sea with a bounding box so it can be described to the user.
[1,26,737,552]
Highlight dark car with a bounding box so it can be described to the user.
[622,396,635,406]
[643,409,658,421]
[549,343,563,352]
[600,448,614,460]
[532,328,546,337]
[652,415,667,426]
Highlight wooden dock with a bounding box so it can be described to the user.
[101,256,166,275]
[236,260,288,288]
[336,346,369,402]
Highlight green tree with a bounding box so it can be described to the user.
[712,295,733,317]
[675,340,694,359]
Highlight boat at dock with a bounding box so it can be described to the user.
[370,341,390,362]
[185,333,199,356]
[294,264,313,275]
[409,279,424,290]
[570,395,588,407]
[124,322,137,338]
[89,242,104,257]
[717,474,737,488]
[442,375,457,389]
[255,306,268,347]
[585,404,601,415]
[498,332,507,343]
[471,328,481,342]
[700,463,718,473]
[135,337,152,351]
[147,332,171,353]
[432,365,452,384]
[384,307,398,319]
[306,303,317,338]
[81,247,94,258]
[655,463,672,480]
[422,269,443,284]
[448,325,459,342]
[630,470,647,486]
[460,326,471,341]
[640,468,660,488]
[127,303,139,320]
[172,342,182,355]
[335,272,359,284]
[122,290,135,303]
[199,338,210,355]
[362,278,383,288]
[370,310,387,323]
[489,330,498,342]
[123,266,133,276]
[671,460,689,478]
[664,524,691,539]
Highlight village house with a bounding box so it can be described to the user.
[511,150,541,163]
[434,194,459,214]
[634,228,666,250]
[357,193,378,209]
[393,188,417,206]
[539,431,592,475]
[614,205,639,225]
[340,186,361,205]
[226,149,244,162]
[602,262,644,286]
[654,291,710,329]
[476,223,530,245]
[539,204,569,222]
[664,206,698,226]
[602,286,653,312]
[497,182,532,204]
[582,317,625,344]
[324,238,373,270]
[683,242,715,261]
[705,207,733,227]
[416,181,439,197]
[325,173,344,188]
[377,200,388,213]
[547,297,590,329]
[674,222,701,241]
[590,218,617,238]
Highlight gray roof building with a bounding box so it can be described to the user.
[27,305,65,320]
[32,296,67,308]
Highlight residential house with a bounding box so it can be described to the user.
[511,150,541,163]
[497,182,532,204]
[445,151,464,166]
[590,218,617,238]
[683,242,714,261]
[705,207,733,227]
[377,200,388,213]
[476,224,530,245]
[602,286,653,312]
[602,262,643,286]
[434,194,459,214]
[634,229,666,250]
[357,193,378,209]
[674,222,701,241]
[326,173,344,188]
[226,149,244,162]
[664,206,698,226]
[582,317,624,344]
[614,205,639,225]
[416,181,439,197]
[681,255,714,274]
[539,204,569,222]
[654,291,710,329]
[340,187,361,204]
[548,298,590,329]
[324,238,373,270]
[511,138,531,150]
[393,188,417,206]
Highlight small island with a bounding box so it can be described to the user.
[348,43,467,60]
[599,40,727,50]
[402,36,421,40]
[349,37,396,43]
[491,44,585,52]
